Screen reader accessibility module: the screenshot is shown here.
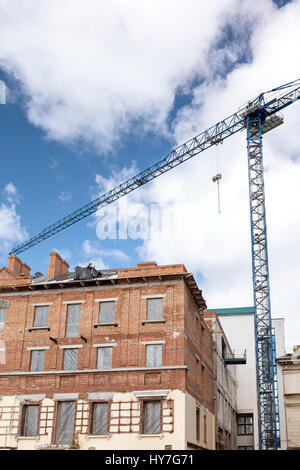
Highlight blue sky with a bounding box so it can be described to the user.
[0,0,299,345]
[0,83,201,264]
[0,68,182,274]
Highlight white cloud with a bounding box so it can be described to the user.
[0,183,28,261]
[83,239,129,262]
[58,191,72,203]
[4,182,17,196]
[94,162,139,194]
[3,182,19,205]
[75,239,130,270]
[51,248,72,261]
[0,0,237,152]
[137,0,300,347]
[75,0,300,347]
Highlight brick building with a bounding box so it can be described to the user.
[0,253,215,450]
[203,312,238,450]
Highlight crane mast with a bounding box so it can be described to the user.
[247,114,278,449]
[9,79,300,449]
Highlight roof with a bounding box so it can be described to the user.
[205,307,255,315]
[0,265,206,312]
[32,268,118,285]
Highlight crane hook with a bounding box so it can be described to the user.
[212,173,222,213]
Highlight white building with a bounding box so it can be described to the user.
[206,307,287,450]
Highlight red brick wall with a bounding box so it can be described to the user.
[0,263,214,415]
[184,284,214,414]
[0,282,185,393]
[117,262,187,278]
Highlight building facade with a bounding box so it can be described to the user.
[203,312,237,450]
[205,307,287,450]
[0,253,215,450]
[277,345,300,450]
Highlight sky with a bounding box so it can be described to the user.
[0,0,299,347]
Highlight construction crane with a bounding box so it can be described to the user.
[10,79,300,449]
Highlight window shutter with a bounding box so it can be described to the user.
[99,302,115,323]
[146,298,163,321]
[65,304,81,338]
[63,348,78,370]
[97,347,112,369]
[30,350,45,371]
[0,308,6,330]
[146,344,162,367]
[33,306,49,327]
[143,401,161,434]
[56,401,76,445]
[92,402,109,435]
[22,405,39,436]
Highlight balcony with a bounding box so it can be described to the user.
[223,350,247,365]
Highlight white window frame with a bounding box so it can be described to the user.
[63,348,79,371]
[90,402,109,435]
[30,349,46,372]
[145,297,164,322]
[98,300,115,324]
[145,343,163,367]
[97,346,113,370]
[0,308,6,330]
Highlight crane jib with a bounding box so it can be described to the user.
[9,79,300,259]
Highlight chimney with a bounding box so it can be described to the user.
[48,252,69,279]
[8,255,31,276]
[137,261,157,267]
[61,259,69,276]
[21,261,31,276]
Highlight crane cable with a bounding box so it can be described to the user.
[211,141,223,213]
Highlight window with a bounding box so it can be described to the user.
[91,402,109,435]
[30,349,45,371]
[33,305,49,327]
[196,408,200,441]
[65,304,81,338]
[99,301,115,323]
[204,414,207,443]
[142,400,161,434]
[63,348,78,370]
[0,308,5,330]
[146,298,163,321]
[97,347,113,369]
[221,337,227,360]
[237,414,253,435]
[55,401,75,446]
[146,344,162,367]
[20,404,39,436]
